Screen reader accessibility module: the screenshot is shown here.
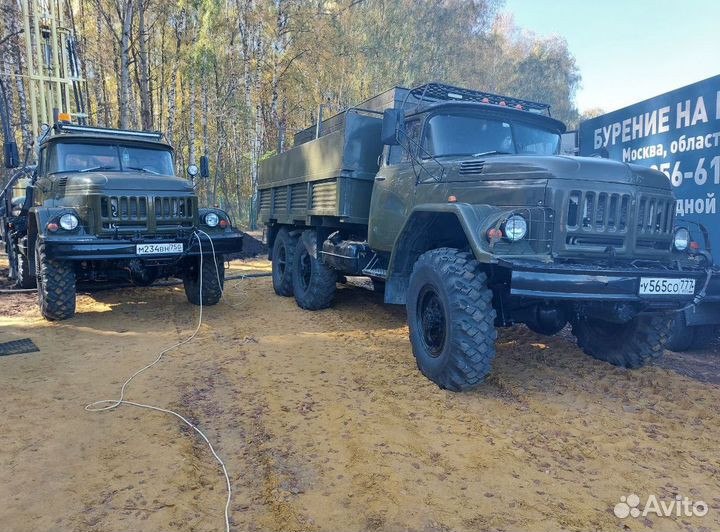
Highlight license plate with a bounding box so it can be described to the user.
[639,277,695,295]
[136,243,183,255]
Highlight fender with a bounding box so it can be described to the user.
[384,203,506,304]
[29,206,71,238]
[26,206,70,271]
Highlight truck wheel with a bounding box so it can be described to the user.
[184,254,225,306]
[407,248,497,392]
[35,241,76,320]
[292,232,336,310]
[665,314,695,351]
[272,228,297,297]
[15,251,36,289]
[571,315,671,368]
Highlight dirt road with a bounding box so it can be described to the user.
[1,259,719,531]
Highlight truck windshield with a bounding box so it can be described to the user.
[48,143,174,176]
[422,113,560,158]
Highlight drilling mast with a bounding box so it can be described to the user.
[20,0,86,136]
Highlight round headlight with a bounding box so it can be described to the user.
[59,213,79,231]
[504,214,528,242]
[205,212,220,227]
[673,227,690,251]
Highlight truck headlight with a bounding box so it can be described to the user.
[59,213,79,231]
[673,227,690,251]
[205,212,220,227]
[504,214,528,242]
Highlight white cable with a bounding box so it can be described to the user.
[86,231,232,532]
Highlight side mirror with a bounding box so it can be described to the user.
[3,141,19,168]
[381,108,404,146]
[187,164,198,179]
[199,155,210,179]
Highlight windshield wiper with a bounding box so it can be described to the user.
[126,166,161,175]
[472,150,512,158]
[79,165,119,173]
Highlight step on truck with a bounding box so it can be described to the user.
[0,121,244,320]
[258,83,710,391]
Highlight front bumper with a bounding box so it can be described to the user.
[506,258,708,308]
[41,230,244,261]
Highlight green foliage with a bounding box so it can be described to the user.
[2,0,582,227]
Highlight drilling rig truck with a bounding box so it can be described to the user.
[258,83,709,391]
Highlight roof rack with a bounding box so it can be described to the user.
[51,122,164,141]
[407,83,551,115]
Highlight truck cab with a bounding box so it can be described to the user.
[258,83,708,392]
[1,122,243,320]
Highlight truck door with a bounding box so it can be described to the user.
[367,119,421,251]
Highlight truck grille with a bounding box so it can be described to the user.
[101,196,148,221]
[100,195,194,234]
[566,191,631,235]
[154,197,193,222]
[562,189,673,255]
[636,195,674,236]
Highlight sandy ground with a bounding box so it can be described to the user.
[1,258,719,531]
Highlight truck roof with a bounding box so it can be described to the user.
[39,123,172,149]
[294,83,564,146]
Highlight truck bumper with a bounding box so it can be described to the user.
[41,231,243,261]
[506,259,708,309]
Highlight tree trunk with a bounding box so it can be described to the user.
[138,0,152,130]
[166,13,183,145]
[119,0,135,129]
[188,75,196,166]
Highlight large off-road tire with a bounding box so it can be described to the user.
[571,314,671,368]
[272,227,297,297]
[665,313,695,351]
[15,250,36,289]
[183,253,225,306]
[407,248,497,392]
[35,241,76,320]
[292,231,336,310]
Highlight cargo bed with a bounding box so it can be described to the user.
[258,110,384,226]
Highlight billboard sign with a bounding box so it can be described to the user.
[579,75,720,259]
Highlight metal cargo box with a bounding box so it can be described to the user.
[258,110,383,226]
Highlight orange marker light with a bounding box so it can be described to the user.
[219,219,229,228]
[58,112,72,122]
[487,228,503,242]
[448,195,457,203]
[47,222,59,232]
[499,101,507,106]
[690,241,700,251]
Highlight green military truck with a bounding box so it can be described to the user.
[0,122,243,320]
[258,83,709,391]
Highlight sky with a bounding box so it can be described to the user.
[501,0,720,114]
